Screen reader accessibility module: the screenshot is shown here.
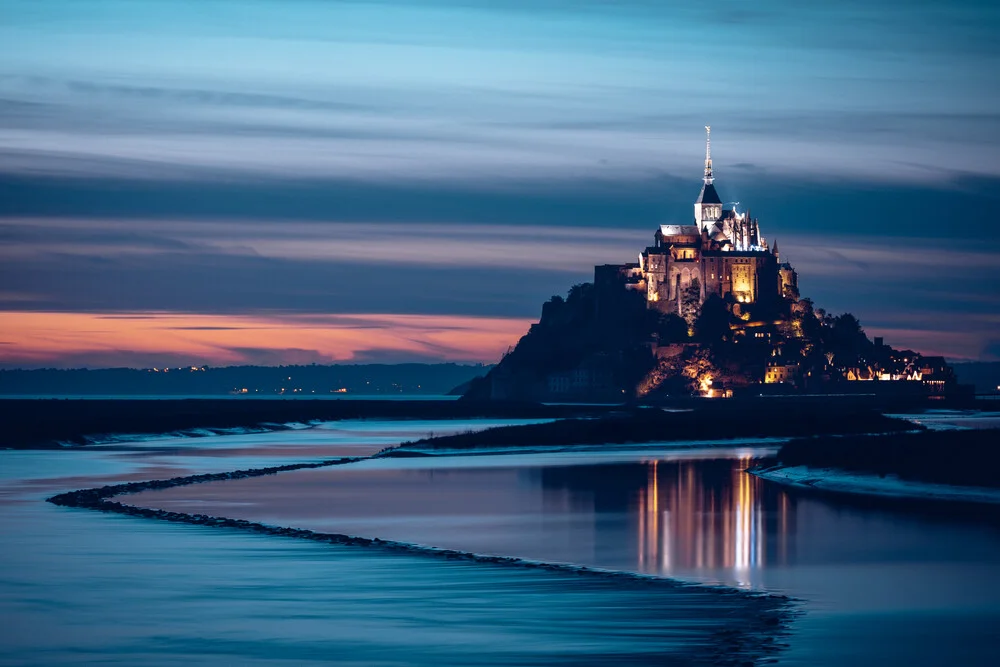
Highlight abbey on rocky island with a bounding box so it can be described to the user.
[597,127,797,316]
[462,126,963,402]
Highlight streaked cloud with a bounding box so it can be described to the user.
[1,212,997,362]
[1,0,998,365]
[0,311,530,368]
[1,1,998,184]
[0,218,641,271]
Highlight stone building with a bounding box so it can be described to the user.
[598,127,797,315]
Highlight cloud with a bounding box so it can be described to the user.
[982,340,1000,360]
[782,238,999,279]
[1,2,998,186]
[169,326,244,331]
[1,172,999,361]
[1,213,997,363]
[219,347,336,367]
[1,0,998,364]
[2,114,997,186]
[863,327,998,362]
[0,217,643,272]
[0,311,532,368]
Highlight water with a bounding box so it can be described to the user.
[131,446,1000,666]
[3,506,776,666]
[0,419,783,666]
[5,414,1000,665]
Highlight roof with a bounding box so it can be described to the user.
[702,249,773,258]
[658,224,700,237]
[695,182,722,205]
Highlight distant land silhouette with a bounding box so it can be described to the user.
[949,362,1000,395]
[0,363,491,396]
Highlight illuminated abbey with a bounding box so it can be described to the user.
[599,127,797,314]
[465,127,960,401]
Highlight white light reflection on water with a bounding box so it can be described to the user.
[635,455,776,588]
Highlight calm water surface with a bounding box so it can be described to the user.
[1,418,781,666]
[5,413,1000,665]
[133,441,1000,667]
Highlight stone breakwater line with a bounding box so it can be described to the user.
[47,457,796,663]
[47,457,365,508]
[46,458,783,591]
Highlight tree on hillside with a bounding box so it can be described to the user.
[680,278,702,330]
[655,312,689,344]
[826,313,872,368]
[567,282,594,305]
[694,294,732,346]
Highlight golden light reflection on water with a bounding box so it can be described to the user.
[636,457,792,586]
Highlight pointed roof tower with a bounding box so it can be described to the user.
[695,125,722,206]
[704,124,713,184]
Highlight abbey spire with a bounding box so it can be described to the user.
[704,125,713,184]
[694,125,722,226]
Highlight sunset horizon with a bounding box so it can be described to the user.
[2,1,998,369]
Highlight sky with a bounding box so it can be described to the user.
[1,0,999,367]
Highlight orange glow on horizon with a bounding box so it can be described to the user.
[0,311,533,367]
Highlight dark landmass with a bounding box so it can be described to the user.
[951,361,1000,394]
[769,429,1000,489]
[463,280,965,403]
[388,404,917,454]
[0,363,491,396]
[0,398,600,449]
[446,378,476,396]
[461,283,654,401]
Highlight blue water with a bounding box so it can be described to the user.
[0,419,780,666]
[5,414,1000,665]
[132,443,1000,666]
[4,506,764,666]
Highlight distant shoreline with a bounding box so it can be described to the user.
[0,398,602,450]
[4,395,989,452]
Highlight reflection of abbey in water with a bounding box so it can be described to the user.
[597,126,797,313]
[541,458,795,583]
[636,459,794,582]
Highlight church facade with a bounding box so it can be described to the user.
[598,127,797,315]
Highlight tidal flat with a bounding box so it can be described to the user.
[4,416,792,666]
[0,395,942,450]
[7,408,1000,665]
[387,405,915,455]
